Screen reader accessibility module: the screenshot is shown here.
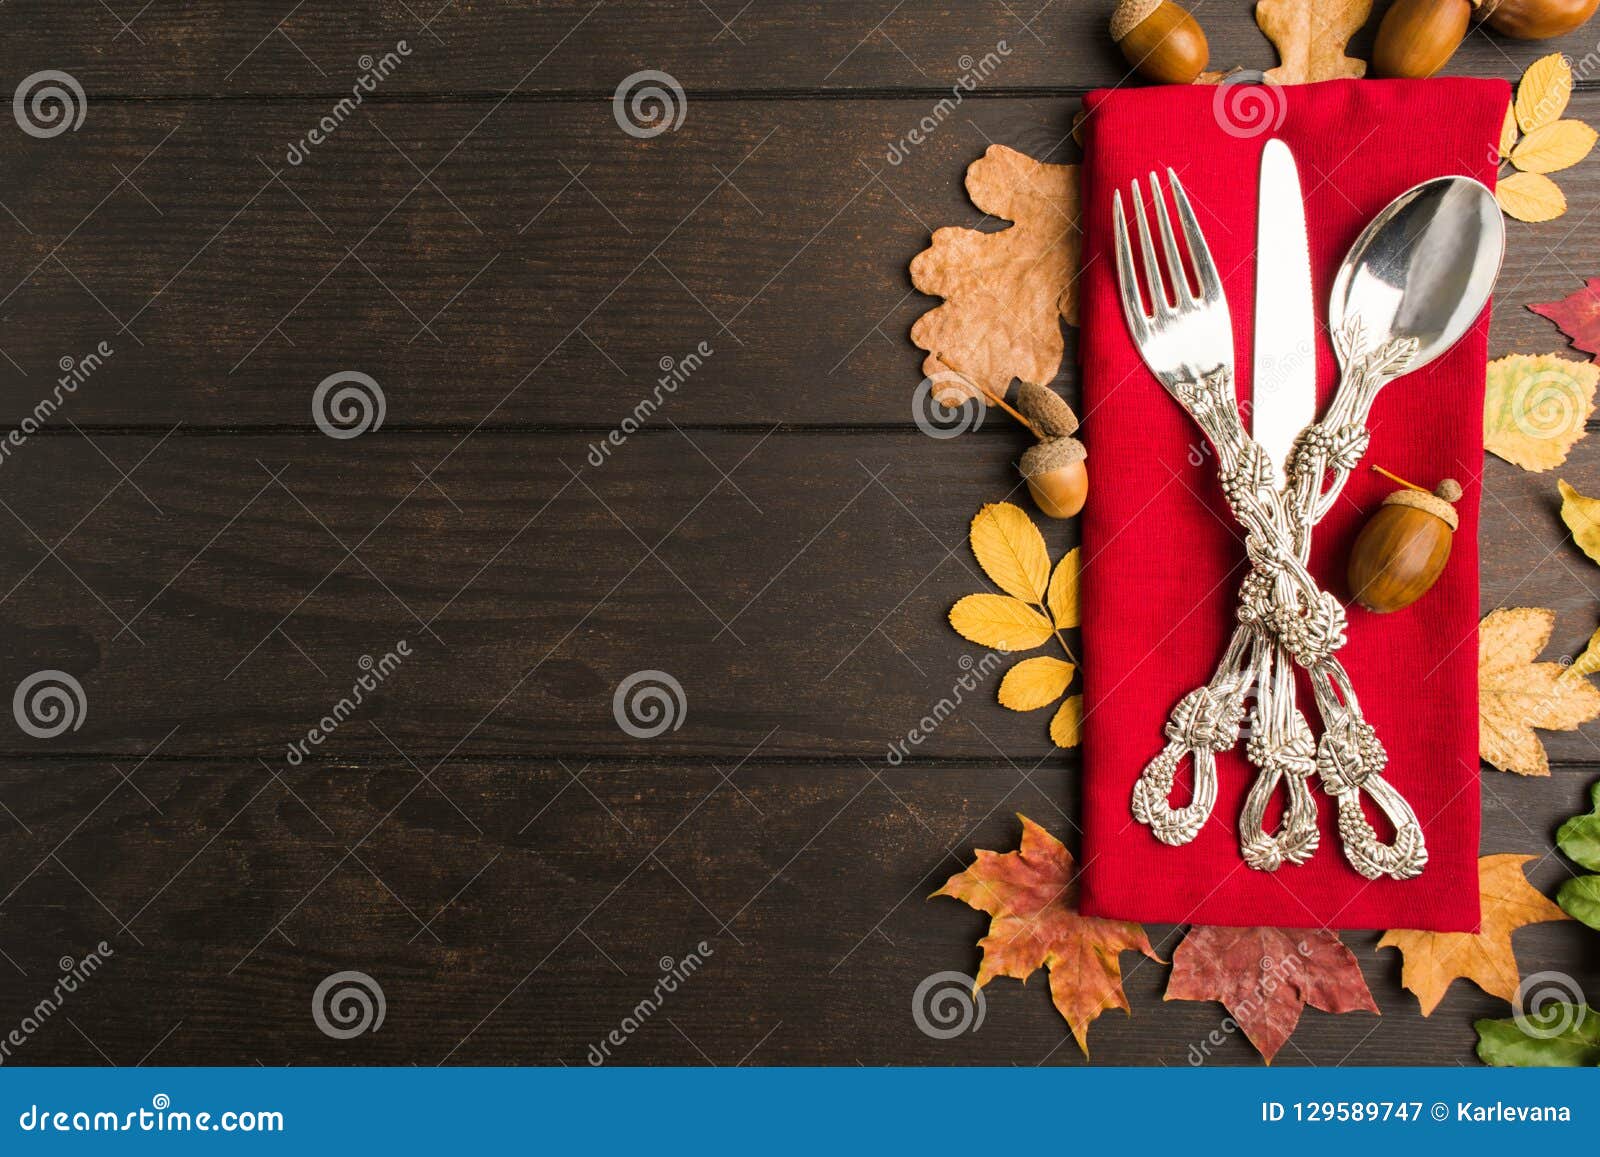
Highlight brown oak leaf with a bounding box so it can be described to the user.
[1165,927,1377,1064]
[910,145,1080,407]
[934,814,1158,1055]
[1378,854,1571,1015]
[1479,607,1600,777]
[1256,0,1371,85]
[1531,278,1600,360]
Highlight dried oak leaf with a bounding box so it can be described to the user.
[1166,927,1376,1064]
[1558,479,1600,565]
[935,815,1159,1055]
[1256,0,1371,85]
[1531,278,1600,359]
[1480,607,1600,776]
[910,145,1080,407]
[1483,353,1598,472]
[1378,854,1571,1015]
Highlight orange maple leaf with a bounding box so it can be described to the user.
[1165,926,1378,1064]
[1377,854,1572,1015]
[934,814,1159,1055]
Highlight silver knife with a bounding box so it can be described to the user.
[1252,138,1317,489]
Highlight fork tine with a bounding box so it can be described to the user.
[1147,172,1193,308]
[1129,178,1171,317]
[1112,192,1150,342]
[1166,169,1222,303]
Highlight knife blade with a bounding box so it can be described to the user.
[1252,138,1318,490]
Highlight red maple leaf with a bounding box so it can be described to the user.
[1531,278,1600,359]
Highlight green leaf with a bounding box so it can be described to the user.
[1557,875,1600,930]
[1475,1004,1600,1067]
[1556,780,1600,871]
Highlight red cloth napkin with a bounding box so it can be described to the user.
[1076,79,1509,933]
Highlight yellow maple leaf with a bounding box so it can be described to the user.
[1378,854,1571,1015]
[1496,171,1568,223]
[1558,479,1600,565]
[949,594,1053,652]
[1256,0,1370,84]
[998,656,1074,711]
[1480,607,1600,777]
[1051,695,1082,749]
[1047,546,1079,629]
[969,502,1050,603]
[1510,120,1597,175]
[1515,52,1572,135]
[1483,353,1597,471]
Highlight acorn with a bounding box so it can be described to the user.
[1110,0,1210,85]
[1481,0,1600,38]
[1373,0,1474,78]
[1016,384,1088,519]
[1346,469,1463,614]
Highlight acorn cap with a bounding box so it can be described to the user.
[1020,435,1086,477]
[1380,480,1460,532]
[1110,0,1162,41]
[1016,383,1079,438]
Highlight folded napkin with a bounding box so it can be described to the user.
[1077,79,1509,933]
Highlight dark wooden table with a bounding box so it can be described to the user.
[0,1,1597,1067]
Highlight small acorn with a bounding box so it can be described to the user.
[1346,469,1463,614]
[1481,0,1600,38]
[1373,0,1474,78]
[1016,384,1088,519]
[1111,0,1210,85]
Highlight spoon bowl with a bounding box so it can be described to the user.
[1329,176,1505,373]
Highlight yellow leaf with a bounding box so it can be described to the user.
[1510,120,1597,174]
[1496,171,1567,222]
[1558,479,1600,564]
[1483,353,1598,471]
[998,656,1074,711]
[969,502,1050,603]
[1047,546,1079,629]
[1480,607,1600,777]
[1500,103,1518,159]
[1515,52,1572,134]
[949,594,1053,651]
[1565,625,1600,682]
[1051,695,1082,748]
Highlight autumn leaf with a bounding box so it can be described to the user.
[1558,876,1600,930]
[1564,625,1600,682]
[1047,546,1078,629]
[1479,608,1600,776]
[910,145,1080,407]
[1256,0,1370,85]
[1483,353,1598,471]
[1556,780,1600,870]
[1510,120,1597,174]
[1165,927,1377,1064]
[1477,1003,1600,1067]
[1530,277,1600,359]
[949,594,1054,651]
[934,815,1159,1055]
[970,502,1050,602]
[1051,694,1082,749]
[998,656,1074,711]
[1515,53,1572,135]
[1558,479,1600,565]
[1497,170,1568,222]
[1500,104,1519,159]
[1378,854,1572,1015]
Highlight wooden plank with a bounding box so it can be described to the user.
[0,757,1592,1065]
[0,431,1593,762]
[1,93,1597,429]
[6,0,1598,95]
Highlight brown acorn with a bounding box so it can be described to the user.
[1480,0,1600,38]
[1346,470,1463,614]
[1110,0,1210,85]
[1373,0,1473,78]
[1016,384,1088,520]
